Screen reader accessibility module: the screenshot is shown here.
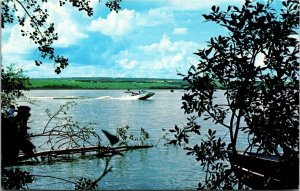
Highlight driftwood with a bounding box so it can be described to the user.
[3,105,153,166]
[17,145,153,161]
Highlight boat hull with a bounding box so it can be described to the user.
[137,92,155,100]
[228,150,299,189]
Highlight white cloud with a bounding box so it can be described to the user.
[136,8,174,26]
[140,34,172,54]
[2,55,112,78]
[138,34,199,70]
[172,27,188,35]
[2,0,88,59]
[18,62,127,78]
[88,8,175,38]
[118,58,138,70]
[88,9,135,37]
[113,34,201,78]
[41,1,88,47]
[54,19,88,47]
[2,26,36,55]
[1,55,57,78]
[139,34,198,56]
[3,32,201,78]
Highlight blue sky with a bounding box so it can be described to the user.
[2,0,281,79]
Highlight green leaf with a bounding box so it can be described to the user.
[208,129,212,136]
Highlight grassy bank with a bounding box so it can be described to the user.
[28,77,187,90]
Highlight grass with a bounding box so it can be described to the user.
[28,77,187,90]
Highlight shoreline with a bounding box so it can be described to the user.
[27,78,225,90]
[28,78,186,90]
[27,87,185,90]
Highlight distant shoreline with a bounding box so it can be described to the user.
[28,87,185,90]
[28,77,186,90]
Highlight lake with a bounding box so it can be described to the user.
[14,89,246,190]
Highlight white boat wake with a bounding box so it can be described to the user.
[28,92,155,100]
[28,96,86,100]
[95,96,113,100]
[28,96,56,99]
[95,95,152,100]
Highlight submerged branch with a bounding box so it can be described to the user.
[17,145,153,161]
[31,174,76,185]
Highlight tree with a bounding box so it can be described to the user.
[169,0,299,189]
[1,0,122,74]
[1,64,30,109]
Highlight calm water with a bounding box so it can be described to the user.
[14,89,247,190]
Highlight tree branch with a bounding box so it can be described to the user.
[233,110,242,148]
[15,0,44,37]
[31,174,77,185]
[207,110,230,129]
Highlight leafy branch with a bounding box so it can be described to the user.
[116,125,151,146]
[31,102,101,151]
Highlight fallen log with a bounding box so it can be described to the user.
[17,145,153,161]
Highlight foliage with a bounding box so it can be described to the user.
[75,178,97,190]
[169,0,299,189]
[31,102,101,150]
[105,0,122,12]
[1,0,122,74]
[1,64,30,109]
[1,168,35,190]
[185,129,240,190]
[130,127,150,146]
[116,125,151,146]
[74,157,113,190]
[168,116,200,146]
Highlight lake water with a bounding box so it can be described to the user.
[13,89,247,190]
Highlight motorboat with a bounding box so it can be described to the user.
[125,90,155,100]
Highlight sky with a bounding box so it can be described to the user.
[1,0,282,79]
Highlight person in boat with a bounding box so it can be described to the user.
[6,105,16,118]
[2,106,38,163]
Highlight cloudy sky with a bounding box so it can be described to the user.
[2,0,281,78]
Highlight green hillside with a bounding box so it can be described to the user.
[28,77,187,90]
